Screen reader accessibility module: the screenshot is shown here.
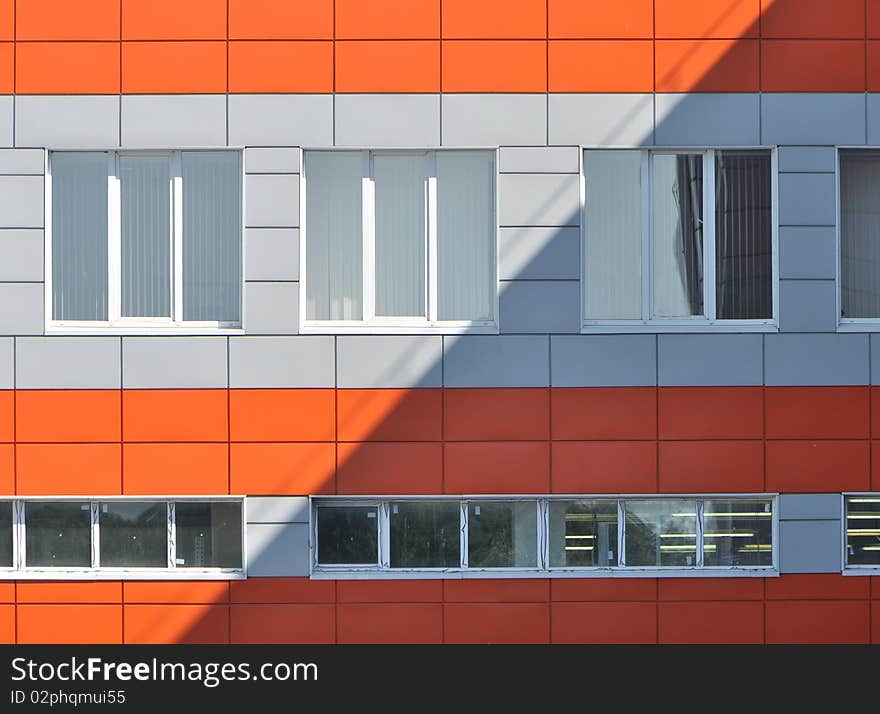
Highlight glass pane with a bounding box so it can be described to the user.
[317,506,378,565]
[846,496,880,565]
[624,499,697,567]
[468,501,537,568]
[584,150,642,319]
[26,502,91,567]
[374,154,426,317]
[653,154,704,318]
[51,152,109,321]
[182,151,242,322]
[305,151,363,320]
[390,501,460,568]
[121,155,172,318]
[841,152,880,318]
[703,499,773,567]
[549,500,618,568]
[175,501,242,568]
[99,501,167,567]
[715,151,773,320]
[437,151,495,321]
[0,502,11,567]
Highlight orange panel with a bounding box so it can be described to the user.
[0,43,12,92]
[761,40,865,92]
[766,573,868,600]
[658,440,764,493]
[17,605,122,644]
[551,578,656,602]
[228,0,333,39]
[444,603,549,643]
[549,40,653,92]
[551,387,657,440]
[123,390,228,442]
[337,389,442,442]
[229,41,333,93]
[337,580,442,603]
[230,604,336,643]
[0,390,11,441]
[655,0,760,38]
[229,577,335,603]
[337,442,442,494]
[17,0,120,40]
[444,388,549,441]
[866,41,880,91]
[17,582,122,603]
[659,602,764,643]
[548,0,653,39]
[17,444,121,495]
[766,440,870,492]
[766,601,870,644]
[873,388,880,438]
[0,604,12,643]
[658,387,763,440]
[124,581,229,604]
[442,40,546,92]
[337,604,443,643]
[873,602,880,644]
[0,582,13,603]
[123,443,228,495]
[16,42,120,94]
[551,603,657,643]
[336,40,440,92]
[873,441,880,489]
[124,604,229,644]
[443,0,546,39]
[0,0,11,41]
[230,389,335,442]
[765,387,869,439]
[443,579,549,602]
[0,444,12,495]
[122,0,226,39]
[444,441,549,493]
[871,1,880,39]
[551,441,657,494]
[336,0,440,39]
[761,0,865,38]
[655,39,760,92]
[658,578,763,601]
[230,442,336,495]
[16,390,121,443]
[122,41,227,93]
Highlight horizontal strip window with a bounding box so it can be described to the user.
[311,495,777,578]
[840,150,880,327]
[0,498,244,580]
[844,495,880,573]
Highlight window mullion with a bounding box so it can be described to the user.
[460,501,469,569]
[172,153,184,323]
[14,501,24,570]
[91,502,100,569]
[617,499,626,567]
[426,153,438,322]
[168,502,176,569]
[378,502,390,568]
[107,153,121,323]
[362,151,376,322]
[703,152,717,322]
[695,500,705,568]
[537,499,549,571]
[641,153,652,321]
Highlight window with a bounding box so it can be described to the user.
[845,495,880,568]
[583,149,775,329]
[302,150,497,332]
[840,151,880,324]
[48,151,242,330]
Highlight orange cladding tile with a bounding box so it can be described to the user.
[229,0,333,39]
[655,0,760,38]
[122,0,226,39]
[551,387,657,440]
[18,605,122,644]
[872,388,880,438]
[444,388,549,441]
[766,601,870,644]
[873,441,880,489]
[230,389,335,442]
[124,604,229,644]
[123,443,228,495]
[761,0,865,38]
[16,42,120,94]
[444,441,549,493]
[444,603,550,643]
[865,41,880,91]
[0,605,12,643]
[658,578,763,601]
[443,0,546,38]
[17,582,122,603]
[17,0,120,40]
[337,442,442,494]
[0,0,11,41]
[549,0,653,38]
[442,40,546,92]
[16,390,121,443]
[123,390,228,442]
[337,604,443,644]
[335,40,440,92]
[122,41,227,93]
[658,387,763,439]
[766,440,870,492]
[443,579,549,602]
[659,602,764,644]
[766,573,868,600]
[765,387,869,439]
[124,581,229,604]
[336,0,440,39]
[17,444,121,495]
[551,603,657,643]
[0,583,13,603]
[551,578,657,602]
[0,43,12,92]
[230,442,336,495]
[337,389,442,442]
[655,39,760,92]
[230,604,336,643]
[0,444,11,494]
[229,577,335,604]
[873,602,880,643]
[229,42,333,93]
[549,40,653,92]
[337,580,442,603]
[761,40,865,92]
[0,391,11,441]
[551,441,657,494]
[871,0,880,38]
[658,440,764,493]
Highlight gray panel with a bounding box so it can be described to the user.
[228,94,333,147]
[0,96,11,148]
[778,280,837,333]
[121,95,226,148]
[229,335,334,388]
[777,146,836,173]
[548,93,654,147]
[779,520,842,574]
[778,494,842,521]
[243,281,298,335]
[0,337,12,389]
[658,334,763,386]
[655,93,760,146]
[764,333,869,386]
[0,176,43,228]
[866,94,880,146]
[762,93,865,145]
[121,336,228,389]
[499,280,580,333]
[444,335,549,387]
[0,283,43,335]
[871,334,880,385]
[335,94,440,147]
[442,94,546,146]
[0,149,44,175]
[15,95,120,149]
[245,174,299,228]
[778,173,836,226]
[779,226,836,280]
[499,146,578,173]
[246,523,309,577]
[0,230,43,281]
[244,148,300,174]
[499,227,580,280]
[337,335,442,388]
[246,497,309,524]
[499,174,580,227]
[550,334,656,387]
[16,337,120,389]
[244,228,299,281]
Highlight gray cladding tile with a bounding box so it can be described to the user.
[442,94,546,146]
[121,95,226,148]
[499,227,580,281]
[778,280,837,333]
[337,335,442,388]
[245,174,299,228]
[444,335,549,387]
[777,146,836,173]
[779,520,842,574]
[229,336,333,388]
[246,523,309,577]
[0,337,11,389]
[246,497,309,524]
[548,93,654,147]
[0,229,43,282]
[778,173,836,226]
[762,93,865,146]
[655,93,760,146]
[0,149,45,175]
[335,94,440,147]
[658,334,763,386]
[228,94,333,147]
[550,334,656,387]
[0,97,11,148]
[0,283,43,335]
[244,147,301,174]
[499,174,580,227]
[243,282,299,335]
[778,227,836,280]
[866,94,880,146]
[778,494,842,521]
[0,176,44,228]
[244,228,299,281]
[764,333,869,386]
[122,337,228,389]
[871,335,880,385]
[499,280,580,333]
[15,95,119,149]
[16,337,121,389]
[499,146,579,173]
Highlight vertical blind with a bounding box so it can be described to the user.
[841,151,880,318]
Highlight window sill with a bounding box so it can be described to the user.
[838,322,880,333]
[300,323,499,336]
[45,325,245,336]
[310,568,778,580]
[581,322,778,334]
[0,569,246,580]
[842,568,880,576]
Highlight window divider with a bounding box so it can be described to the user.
[695,500,705,568]
[90,502,100,568]
[13,502,24,570]
[460,502,469,569]
[378,502,390,569]
[167,502,176,569]
[537,499,549,571]
[617,499,627,567]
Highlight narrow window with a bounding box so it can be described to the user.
[840,151,880,319]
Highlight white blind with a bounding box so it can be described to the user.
[841,151,880,318]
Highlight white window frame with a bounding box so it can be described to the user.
[580,147,779,334]
[299,148,500,335]
[841,492,880,575]
[44,150,245,335]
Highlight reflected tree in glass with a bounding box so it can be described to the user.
[317,506,378,565]
[625,500,697,567]
[390,502,459,568]
[468,501,537,568]
[549,500,618,567]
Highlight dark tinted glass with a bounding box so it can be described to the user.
[0,502,11,567]
[317,506,378,565]
[175,502,242,568]
[26,502,91,567]
[100,501,167,567]
[468,501,537,568]
[390,501,459,568]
